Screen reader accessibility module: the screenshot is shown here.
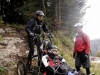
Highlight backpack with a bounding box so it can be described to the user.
[76,33,86,44]
[81,33,86,44]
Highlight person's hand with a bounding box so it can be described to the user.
[51,34,54,38]
[84,54,88,60]
[30,32,34,37]
[73,53,76,59]
[49,33,54,38]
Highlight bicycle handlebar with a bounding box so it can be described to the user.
[32,33,53,43]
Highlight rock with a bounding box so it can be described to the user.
[6,70,14,75]
[6,61,14,67]
[0,40,8,45]
[0,28,5,33]
[5,28,16,33]
[0,45,3,48]
[26,51,29,54]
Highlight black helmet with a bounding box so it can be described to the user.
[46,43,58,51]
[36,10,45,16]
[46,43,58,55]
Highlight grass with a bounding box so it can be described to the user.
[0,67,8,75]
[90,63,100,75]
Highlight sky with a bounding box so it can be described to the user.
[82,0,100,40]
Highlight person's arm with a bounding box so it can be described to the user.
[42,21,49,33]
[25,19,35,35]
[73,38,77,54]
[42,55,49,67]
[73,38,77,59]
[84,34,90,54]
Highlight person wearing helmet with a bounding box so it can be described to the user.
[46,43,58,56]
[74,23,83,28]
[25,10,50,67]
[42,44,78,75]
[73,23,91,75]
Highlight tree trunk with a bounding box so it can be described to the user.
[42,0,46,16]
[54,0,58,33]
[42,0,47,22]
[58,0,61,25]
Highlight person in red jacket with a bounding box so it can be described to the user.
[73,23,91,75]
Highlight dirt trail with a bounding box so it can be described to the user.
[0,26,30,75]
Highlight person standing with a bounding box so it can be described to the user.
[73,23,91,75]
[25,10,50,67]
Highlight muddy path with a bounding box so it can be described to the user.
[0,26,35,75]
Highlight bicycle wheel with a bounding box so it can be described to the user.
[17,61,27,75]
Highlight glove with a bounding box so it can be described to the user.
[84,54,88,60]
[48,33,54,38]
[51,34,54,38]
[29,32,34,37]
[73,53,75,59]
[50,33,54,38]
[46,66,55,72]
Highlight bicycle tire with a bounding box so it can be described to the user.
[17,61,27,75]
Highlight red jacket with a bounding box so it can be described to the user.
[73,32,90,54]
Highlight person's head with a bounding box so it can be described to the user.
[74,23,83,33]
[46,44,58,55]
[36,10,44,21]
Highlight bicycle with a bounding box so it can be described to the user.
[17,33,53,75]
